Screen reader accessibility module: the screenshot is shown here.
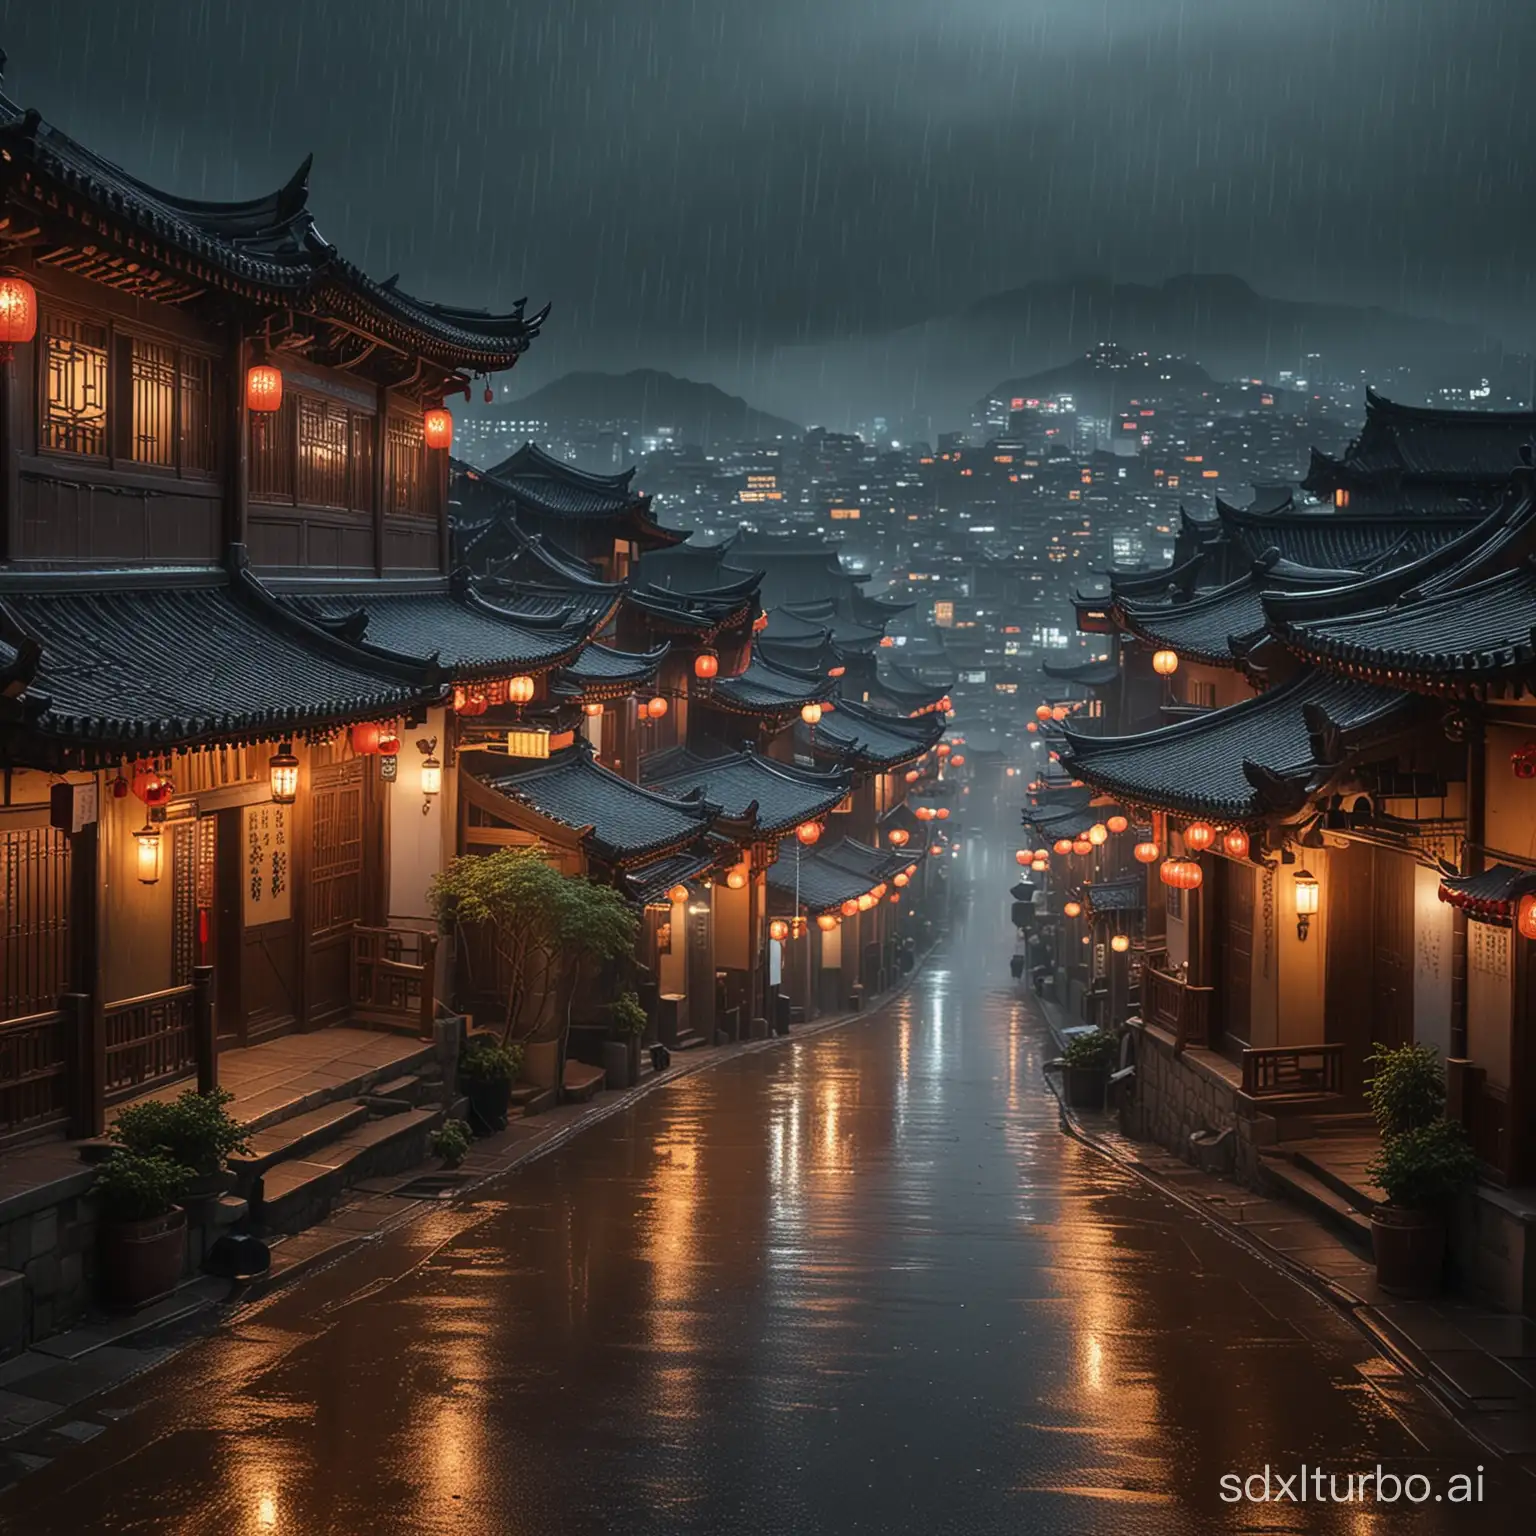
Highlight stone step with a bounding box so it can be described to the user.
[1257,1150,1374,1254]
[355,1074,424,1114]
[255,1106,446,1235]
[672,1032,708,1052]
[510,1085,557,1118]
[562,1061,606,1104]
[227,1100,372,1189]
[234,1040,439,1137]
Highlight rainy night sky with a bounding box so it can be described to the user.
[2,0,1533,401]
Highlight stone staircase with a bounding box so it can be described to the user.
[225,1042,458,1235]
[1257,1113,1383,1255]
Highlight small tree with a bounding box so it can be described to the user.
[555,877,639,1043]
[430,848,567,1038]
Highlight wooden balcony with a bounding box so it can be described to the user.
[1240,1043,1344,1099]
[1142,957,1213,1051]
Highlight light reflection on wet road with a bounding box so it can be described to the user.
[0,891,1523,1533]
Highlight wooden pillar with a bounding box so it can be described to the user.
[192,964,216,1095]
[67,814,104,1138]
[226,326,248,552]
[373,385,389,577]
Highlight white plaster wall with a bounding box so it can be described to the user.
[1412,862,1454,1064]
[1467,922,1512,1089]
[388,705,448,928]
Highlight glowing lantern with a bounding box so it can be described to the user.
[890,892,901,905]
[842,899,861,917]
[726,866,748,890]
[769,919,790,942]
[1293,867,1319,940]
[1016,850,1030,866]
[1027,722,1039,734]
[1517,892,1536,941]
[1051,705,1070,722]
[666,884,690,904]
[423,408,453,450]
[915,806,935,822]
[880,635,895,647]
[1160,858,1203,891]
[905,769,919,784]
[268,743,299,804]
[1222,828,1250,859]
[872,883,888,899]
[827,665,846,678]
[894,872,909,887]
[817,913,840,932]
[1031,859,1047,873]
[951,754,966,767]
[1072,838,1092,856]
[1183,822,1215,852]
[939,696,952,712]
[905,864,918,877]
[801,702,824,726]
[452,685,487,717]
[1134,841,1160,864]
[936,743,952,758]
[1087,823,1108,846]
[1054,839,1074,855]
[376,728,402,757]
[858,894,875,912]
[1152,649,1179,676]
[936,807,950,820]
[419,750,442,801]
[1106,815,1129,835]
[1063,900,1082,918]
[508,675,536,706]
[929,844,942,857]
[0,276,38,359]
[583,701,604,717]
[350,722,384,755]
[134,822,163,885]
[646,696,669,719]
[694,651,719,680]
[795,821,822,846]
[1111,934,1131,954]
[245,364,283,413]
[1035,705,1053,721]
[1034,849,1050,862]
[887,827,910,848]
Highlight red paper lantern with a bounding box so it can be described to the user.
[694,651,719,680]
[1063,900,1082,918]
[350,722,384,755]
[887,828,910,847]
[0,276,38,356]
[583,701,604,718]
[905,769,919,783]
[452,685,488,716]
[796,821,822,846]
[1160,857,1204,891]
[507,675,536,706]
[936,807,950,820]
[936,742,952,758]
[1222,828,1250,859]
[1183,821,1215,852]
[1134,841,1160,864]
[246,364,283,413]
[646,696,669,719]
[1035,705,1053,721]
[1027,722,1039,734]
[423,408,453,450]
[1072,838,1092,856]
[817,913,840,932]
[841,899,860,917]
[1054,838,1074,855]
[1106,815,1129,835]
[951,754,966,767]
[376,728,402,757]
[1015,850,1030,866]
[769,919,790,942]
[1517,893,1536,941]
[894,872,909,888]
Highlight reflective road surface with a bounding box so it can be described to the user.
[1,892,1525,1534]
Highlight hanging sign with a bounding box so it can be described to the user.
[243,802,292,926]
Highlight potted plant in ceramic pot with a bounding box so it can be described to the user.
[1061,1028,1118,1109]
[459,1033,522,1135]
[610,991,648,1087]
[1366,1119,1477,1297]
[95,1150,192,1310]
[112,1088,250,1201]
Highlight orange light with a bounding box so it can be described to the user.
[769,919,790,942]
[1111,934,1130,953]
[508,675,536,706]
[754,612,769,632]
[936,807,950,820]
[1072,839,1092,856]
[1134,841,1160,864]
[1106,815,1129,835]
[1184,821,1215,852]
[936,743,952,758]
[858,894,875,912]
[1518,893,1536,941]
[904,769,919,783]
[1051,705,1070,722]
[842,899,861,917]
[817,913,840,931]
[890,892,901,905]
[1087,823,1108,846]
[1222,828,1250,859]
[452,685,487,716]
[1063,900,1082,918]
[929,844,942,857]
[880,636,895,647]
[894,872,909,887]
[1031,859,1047,873]
[1035,705,1053,721]
[915,806,935,822]
[726,865,747,890]
[583,701,604,718]
[246,364,283,413]
[1152,649,1179,677]
[694,651,719,680]
[795,821,822,846]
[1016,850,1030,866]
[1053,838,1074,855]
[801,702,824,726]
[423,408,453,450]
[1160,857,1203,891]
[349,722,384,755]
[951,754,966,767]
[1034,848,1050,861]
[887,828,910,847]
[666,884,690,904]
[827,665,846,678]
[646,696,669,719]
[0,276,38,352]
[1026,722,1039,734]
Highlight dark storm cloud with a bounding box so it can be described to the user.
[2,0,1533,377]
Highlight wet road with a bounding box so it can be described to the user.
[1,893,1525,1533]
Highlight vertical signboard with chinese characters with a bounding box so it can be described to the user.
[244,802,292,926]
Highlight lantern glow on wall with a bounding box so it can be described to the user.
[134,822,163,885]
[1293,867,1319,940]
[268,743,299,804]
[423,408,453,450]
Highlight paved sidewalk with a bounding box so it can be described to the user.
[1028,989,1536,1485]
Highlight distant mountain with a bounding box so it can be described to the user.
[974,349,1219,422]
[498,369,800,445]
[752,274,1525,428]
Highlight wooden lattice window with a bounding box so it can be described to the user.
[179,351,217,472]
[250,395,297,502]
[350,412,375,512]
[298,395,352,508]
[385,414,427,515]
[1,827,71,1020]
[130,337,177,466]
[310,770,365,936]
[42,314,108,456]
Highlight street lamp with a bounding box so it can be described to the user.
[1293,867,1319,940]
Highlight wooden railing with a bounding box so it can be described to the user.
[1142,960,1213,1051]
[352,926,438,1038]
[0,1008,74,1144]
[1241,1043,1345,1099]
[105,979,202,1102]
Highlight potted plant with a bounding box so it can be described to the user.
[1366,1119,1478,1297]
[1062,1028,1118,1109]
[429,1118,473,1169]
[610,991,648,1086]
[1364,1042,1445,1137]
[459,1033,522,1135]
[95,1151,192,1310]
[112,1087,250,1200]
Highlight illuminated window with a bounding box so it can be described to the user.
[129,338,176,466]
[386,413,430,517]
[829,507,860,520]
[934,601,954,627]
[1334,488,1350,509]
[42,314,109,456]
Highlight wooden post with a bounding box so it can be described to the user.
[418,932,438,1037]
[192,964,216,1095]
[374,384,389,577]
[67,817,104,1138]
[226,325,248,551]
[62,992,97,1139]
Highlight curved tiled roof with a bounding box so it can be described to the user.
[643,748,851,834]
[807,697,946,769]
[1060,671,1418,822]
[1119,576,1268,666]
[559,641,669,685]
[707,657,825,715]
[765,837,910,914]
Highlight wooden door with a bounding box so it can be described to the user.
[1370,849,1414,1053]
[306,759,372,1026]
[226,800,301,1042]
[1217,859,1254,1048]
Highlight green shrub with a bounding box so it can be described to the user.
[1368,1120,1478,1211]
[1364,1042,1446,1137]
[111,1087,250,1175]
[459,1034,522,1088]
[430,1119,473,1168]
[95,1151,191,1224]
[611,992,648,1038]
[1063,1028,1118,1071]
